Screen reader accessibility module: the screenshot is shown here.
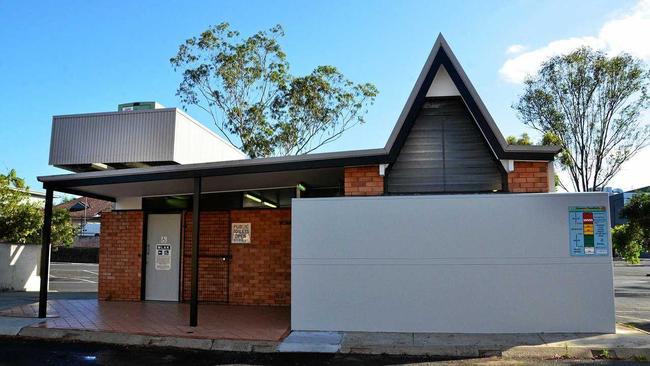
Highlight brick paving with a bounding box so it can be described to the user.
[0,300,290,341]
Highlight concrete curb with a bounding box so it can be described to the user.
[17,327,279,353]
[502,346,650,360]
[0,317,43,336]
[14,326,650,360]
[501,346,594,359]
[340,345,480,357]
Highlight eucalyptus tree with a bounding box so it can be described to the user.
[514,48,650,192]
[171,23,378,158]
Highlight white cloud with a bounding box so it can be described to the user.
[500,0,650,84]
[505,44,527,55]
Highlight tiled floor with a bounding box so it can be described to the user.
[0,300,290,341]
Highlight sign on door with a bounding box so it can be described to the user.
[155,236,172,270]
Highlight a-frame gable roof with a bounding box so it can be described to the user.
[384,34,560,162]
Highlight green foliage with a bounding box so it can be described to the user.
[612,224,642,264]
[613,193,650,264]
[171,22,378,158]
[620,193,650,250]
[52,209,75,247]
[0,169,76,246]
[514,47,650,191]
[506,133,532,145]
[598,349,611,359]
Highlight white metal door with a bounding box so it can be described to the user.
[145,214,181,301]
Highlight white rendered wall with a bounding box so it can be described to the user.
[0,244,42,291]
[426,66,461,97]
[115,197,142,210]
[292,193,615,333]
[173,111,247,164]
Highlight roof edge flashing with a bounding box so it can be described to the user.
[37,147,390,187]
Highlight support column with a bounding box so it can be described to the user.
[190,177,201,326]
[38,188,53,318]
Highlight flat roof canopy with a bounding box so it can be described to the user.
[38,149,388,200]
[54,167,344,200]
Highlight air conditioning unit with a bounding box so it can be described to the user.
[117,101,164,112]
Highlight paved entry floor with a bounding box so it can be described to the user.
[0,300,290,341]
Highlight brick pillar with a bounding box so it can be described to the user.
[507,161,551,193]
[98,211,144,301]
[344,166,384,196]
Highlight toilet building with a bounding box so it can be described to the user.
[37,35,615,333]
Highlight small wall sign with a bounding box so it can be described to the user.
[155,242,172,270]
[569,206,609,256]
[231,223,251,244]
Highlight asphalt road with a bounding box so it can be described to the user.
[613,259,650,332]
[0,338,646,366]
[49,262,98,293]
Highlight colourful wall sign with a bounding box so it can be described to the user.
[569,206,609,256]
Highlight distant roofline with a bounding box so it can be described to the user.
[9,187,59,198]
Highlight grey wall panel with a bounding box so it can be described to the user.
[49,110,176,165]
[386,98,503,193]
[291,193,615,333]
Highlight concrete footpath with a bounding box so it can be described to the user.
[4,324,650,360]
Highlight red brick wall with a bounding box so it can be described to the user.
[507,161,550,193]
[344,165,384,196]
[181,209,291,306]
[182,211,230,302]
[229,209,291,306]
[98,211,143,301]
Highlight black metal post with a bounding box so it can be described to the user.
[38,188,53,318]
[190,177,201,326]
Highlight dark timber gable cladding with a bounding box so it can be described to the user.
[386,97,504,193]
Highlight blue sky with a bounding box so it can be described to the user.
[1,0,646,191]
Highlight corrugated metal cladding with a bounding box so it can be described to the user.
[49,110,177,165]
[386,98,503,193]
